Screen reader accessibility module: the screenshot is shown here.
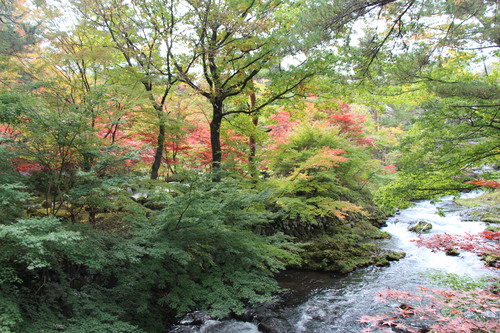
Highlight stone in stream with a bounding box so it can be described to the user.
[168,326,197,333]
[446,247,460,256]
[178,311,211,325]
[408,220,433,233]
[482,251,500,268]
[257,318,293,333]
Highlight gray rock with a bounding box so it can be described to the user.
[257,318,293,333]
[179,311,212,325]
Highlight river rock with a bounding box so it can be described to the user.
[168,325,197,333]
[179,311,211,325]
[257,318,293,333]
[446,247,460,256]
[409,220,432,233]
[386,251,406,261]
[202,320,260,333]
[482,251,500,268]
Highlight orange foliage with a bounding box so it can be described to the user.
[466,179,500,189]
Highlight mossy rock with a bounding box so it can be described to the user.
[386,251,406,261]
[455,192,500,223]
[481,251,500,268]
[482,214,500,224]
[486,225,500,232]
[455,191,500,208]
[375,259,390,267]
[375,250,406,267]
[376,231,392,239]
[298,236,406,273]
[446,247,460,256]
[294,216,402,274]
[408,220,432,233]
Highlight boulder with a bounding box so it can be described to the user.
[386,251,406,261]
[446,247,460,256]
[258,318,293,333]
[179,311,211,325]
[409,220,432,233]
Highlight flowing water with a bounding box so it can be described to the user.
[173,191,498,332]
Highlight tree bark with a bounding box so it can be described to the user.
[210,101,224,181]
[248,90,258,177]
[151,108,166,180]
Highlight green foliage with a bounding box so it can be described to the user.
[375,171,471,212]
[0,217,80,332]
[18,283,148,333]
[0,217,82,270]
[263,122,378,228]
[0,183,32,223]
[376,58,499,210]
[0,93,29,124]
[0,173,302,331]
[129,175,300,317]
[0,295,22,333]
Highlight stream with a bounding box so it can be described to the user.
[171,191,498,332]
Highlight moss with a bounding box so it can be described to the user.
[481,251,500,268]
[408,220,432,233]
[298,234,374,273]
[361,242,379,251]
[299,242,405,274]
[455,192,500,223]
[482,214,500,224]
[386,251,406,261]
[375,231,392,239]
[375,259,390,267]
[446,247,460,256]
[296,220,406,274]
[486,225,500,232]
[454,191,500,208]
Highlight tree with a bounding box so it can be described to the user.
[260,101,383,224]
[375,52,499,210]
[174,0,319,180]
[338,0,500,209]
[71,0,181,179]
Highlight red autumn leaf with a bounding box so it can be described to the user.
[467,179,500,189]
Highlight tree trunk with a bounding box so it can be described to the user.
[248,116,258,162]
[248,90,258,177]
[210,101,224,181]
[151,109,166,180]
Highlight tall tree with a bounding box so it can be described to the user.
[376,53,499,209]
[174,0,316,179]
[346,0,500,208]
[72,0,180,179]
